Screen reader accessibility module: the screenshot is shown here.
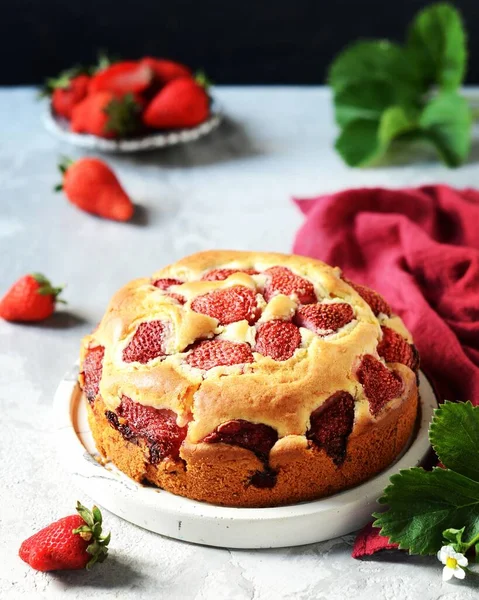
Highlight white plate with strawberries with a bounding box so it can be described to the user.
[53,366,437,549]
[42,57,222,153]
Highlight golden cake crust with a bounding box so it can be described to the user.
[79,250,420,507]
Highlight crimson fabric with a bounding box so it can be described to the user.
[293,185,479,406]
[293,185,479,559]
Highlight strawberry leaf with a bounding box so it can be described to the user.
[407,2,467,91]
[104,93,142,137]
[74,501,110,569]
[335,106,417,167]
[328,3,471,168]
[418,91,472,167]
[373,467,479,555]
[429,401,479,481]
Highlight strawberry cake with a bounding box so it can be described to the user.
[79,250,419,507]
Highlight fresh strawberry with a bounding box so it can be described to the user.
[255,320,301,361]
[56,157,134,222]
[122,320,169,363]
[143,78,209,129]
[19,502,110,571]
[0,273,64,322]
[187,339,254,370]
[88,61,153,96]
[191,286,259,325]
[294,302,354,335]
[201,268,259,281]
[71,91,142,138]
[263,266,316,304]
[49,74,90,120]
[140,57,192,84]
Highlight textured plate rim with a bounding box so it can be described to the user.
[42,99,222,153]
[53,366,437,548]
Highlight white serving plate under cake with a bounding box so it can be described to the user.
[53,365,436,549]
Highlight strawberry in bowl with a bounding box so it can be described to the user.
[41,56,221,152]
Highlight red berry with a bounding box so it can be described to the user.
[152,278,183,290]
[294,302,354,335]
[307,391,355,465]
[191,286,259,325]
[106,396,187,462]
[58,157,134,222]
[122,320,169,363]
[264,266,316,304]
[0,273,64,322]
[165,292,186,304]
[343,277,391,316]
[152,278,186,304]
[201,268,258,281]
[88,61,153,96]
[187,339,254,370]
[19,503,110,572]
[51,74,90,120]
[377,326,419,371]
[255,320,301,361]
[71,92,142,139]
[203,419,278,460]
[81,346,105,403]
[143,78,209,129]
[356,355,404,416]
[140,57,192,84]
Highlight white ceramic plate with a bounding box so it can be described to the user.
[53,367,436,549]
[42,100,222,153]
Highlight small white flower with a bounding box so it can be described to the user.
[437,545,468,581]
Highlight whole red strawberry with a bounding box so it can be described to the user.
[40,68,90,120]
[51,74,90,120]
[0,273,64,322]
[19,502,110,571]
[56,157,134,222]
[89,61,153,95]
[143,78,210,129]
[140,57,192,84]
[71,91,142,138]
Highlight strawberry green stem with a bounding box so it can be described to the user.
[72,501,110,569]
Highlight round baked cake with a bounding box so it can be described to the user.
[79,250,419,508]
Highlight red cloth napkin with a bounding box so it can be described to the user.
[293,185,479,557]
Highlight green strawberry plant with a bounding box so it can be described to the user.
[328,3,473,167]
[374,401,479,558]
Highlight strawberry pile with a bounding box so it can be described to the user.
[43,56,210,138]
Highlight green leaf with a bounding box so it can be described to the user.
[407,2,467,91]
[335,106,417,167]
[104,92,142,137]
[442,526,465,545]
[328,40,422,99]
[335,119,380,167]
[373,467,479,555]
[333,81,400,127]
[429,401,479,481]
[419,91,472,167]
[378,106,417,146]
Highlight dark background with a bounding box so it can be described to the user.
[3,0,479,85]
